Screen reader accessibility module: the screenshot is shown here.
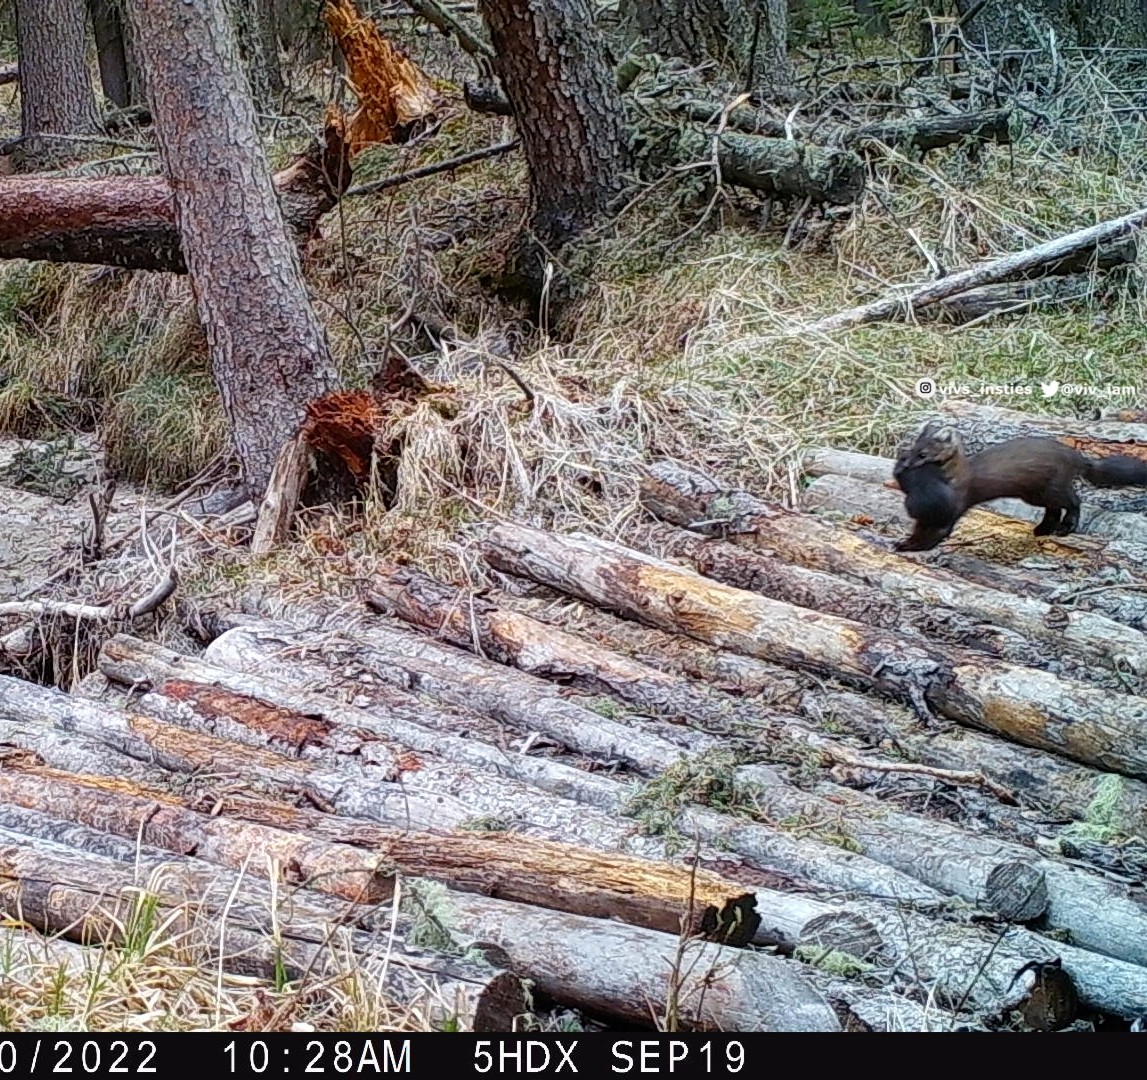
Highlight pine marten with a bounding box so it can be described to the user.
[892,420,1147,552]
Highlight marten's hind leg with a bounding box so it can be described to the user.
[1033,506,1064,536]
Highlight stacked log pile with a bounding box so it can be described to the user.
[3,413,1147,1029]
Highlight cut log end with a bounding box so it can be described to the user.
[985,862,1049,922]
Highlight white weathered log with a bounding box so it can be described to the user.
[803,205,1147,333]
[642,458,1147,674]
[434,890,840,1031]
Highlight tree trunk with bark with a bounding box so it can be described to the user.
[478,0,632,299]
[123,0,340,498]
[619,0,794,98]
[87,0,133,108]
[227,0,284,111]
[12,0,100,171]
[957,0,1147,50]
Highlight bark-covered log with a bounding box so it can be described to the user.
[641,459,1147,674]
[428,890,840,1031]
[798,895,1147,1023]
[675,128,864,205]
[0,766,394,904]
[803,205,1147,334]
[194,608,960,906]
[198,612,713,776]
[366,565,782,739]
[840,108,1012,152]
[0,126,351,273]
[637,521,1048,668]
[0,752,766,947]
[939,399,1147,443]
[0,831,527,1031]
[493,592,1147,831]
[1,671,557,836]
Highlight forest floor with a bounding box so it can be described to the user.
[1,16,1146,1033]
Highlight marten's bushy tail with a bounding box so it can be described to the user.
[1083,454,1147,488]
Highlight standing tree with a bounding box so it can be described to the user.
[123,0,340,498]
[957,0,1147,50]
[618,0,794,98]
[12,0,101,170]
[88,0,134,108]
[477,0,633,297]
[227,0,284,112]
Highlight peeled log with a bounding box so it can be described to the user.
[0,125,351,273]
[490,598,1147,832]
[432,890,840,1031]
[638,521,1047,668]
[0,833,526,1031]
[939,399,1147,445]
[640,459,1147,674]
[0,766,394,905]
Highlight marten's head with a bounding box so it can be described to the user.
[894,420,964,483]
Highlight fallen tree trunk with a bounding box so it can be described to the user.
[636,521,1047,668]
[798,895,1147,1023]
[197,610,716,775]
[366,564,1018,804]
[641,459,1147,674]
[938,399,1147,444]
[366,564,786,740]
[795,689,1147,838]
[0,832,526,1031]
[497,591,813,701]
[196,609,959,907]
[94,634,635,813]
[840,108,1012,152]
[0,756,765,949]
[483,522,1147,781]
[0,766,394,905]
[918,275,1119,324]
[429,890,840,1031]
[463,76,865,206]
[1,672,581,837]
[676,129,864,205]
[802,204,1147,333]
[0,124,352,273]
